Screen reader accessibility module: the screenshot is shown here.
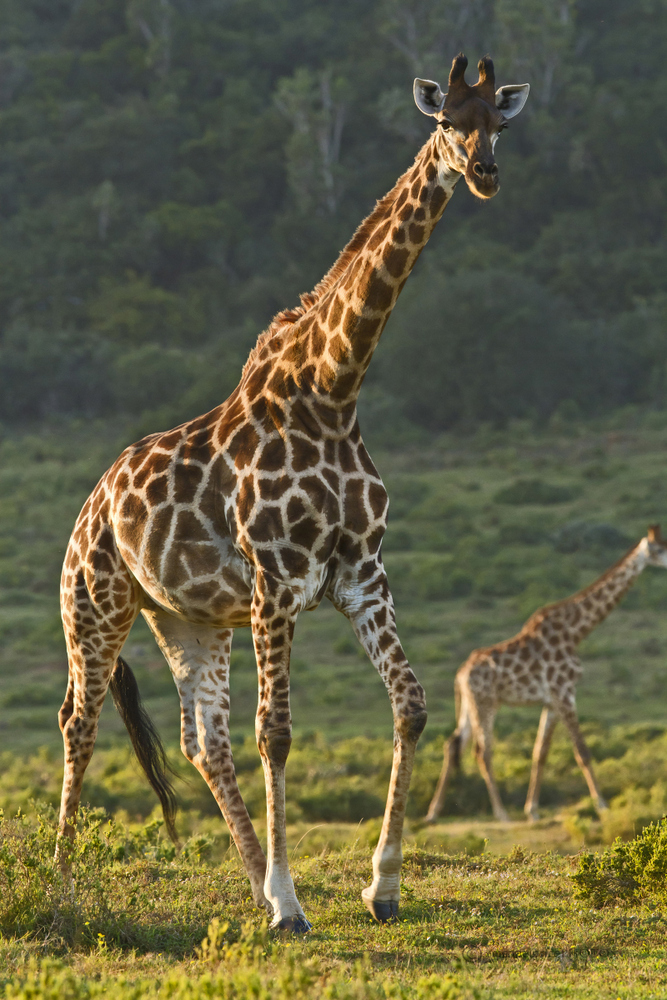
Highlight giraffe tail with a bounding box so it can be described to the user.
[449,676,464,770]
[109,655,179,844]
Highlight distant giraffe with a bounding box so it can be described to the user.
[55,55,529,931]
[425,526,667,825]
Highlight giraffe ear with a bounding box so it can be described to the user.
[495,83,530,119]
[413,78,446,117]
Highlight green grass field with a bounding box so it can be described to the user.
[3,806,667,999]
[3,409,667,996]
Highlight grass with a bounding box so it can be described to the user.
[3,806,667,998]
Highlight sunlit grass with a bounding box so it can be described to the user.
[2,806,667,998]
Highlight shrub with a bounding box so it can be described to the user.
[552,521,630,554]
[297,781,385,822]
[493,478,580,505]
[498,522,548,545]
[384,476,431,518]
[410,556,474,600]
[572,817,667,907]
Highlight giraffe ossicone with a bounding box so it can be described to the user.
[425,525,667,826]
[55,54,528,930]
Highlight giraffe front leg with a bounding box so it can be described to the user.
[252,577,310,933]
[524,706,558,822]
[556,692,608,815]
[335,570,427,922]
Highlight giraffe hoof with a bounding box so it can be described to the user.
[364,898,399,923]
[271,914,312,935]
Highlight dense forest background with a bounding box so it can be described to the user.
[2,0,667,437]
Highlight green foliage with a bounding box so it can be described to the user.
[2,954,477,1000]
[10,722,667,831]
[551,521,631,554]
[3,1,667,430]
[2,803,667,999]
[493,478,579,505]
[572,817,667,908]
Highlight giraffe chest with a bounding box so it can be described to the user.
[104,416,388,626]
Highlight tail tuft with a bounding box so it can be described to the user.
[110,656,179,844]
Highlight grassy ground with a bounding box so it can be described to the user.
[2,807,667,999]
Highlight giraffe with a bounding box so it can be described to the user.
[55,54,529,931]
[424,526,667,826]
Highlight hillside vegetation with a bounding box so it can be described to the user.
[2,0,667,435]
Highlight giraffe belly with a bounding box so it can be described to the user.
[121,531,255,628]
[121,529,336,628]
[497,675,549,705]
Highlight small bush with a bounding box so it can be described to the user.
[384,476,431,518]
[493,478,580,505]
[498,522,548,545]
[572,816,667,907]
[410,556,474,600]
[552,521,630,554]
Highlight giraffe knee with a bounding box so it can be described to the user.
[62,714,97,756]
[257,729,292,767]
[58,698,74,733]
[396,708,428,744]
[180,733,199,763]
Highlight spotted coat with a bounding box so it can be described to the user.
[57,54,529,930]
[425,529,667,824]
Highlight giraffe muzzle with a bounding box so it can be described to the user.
[470,160,500,198]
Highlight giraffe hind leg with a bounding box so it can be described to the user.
[142,609,269,913]
[57,566,140,871]
[424,698,472,823]
[57,511,144,870]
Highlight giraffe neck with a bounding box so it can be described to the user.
[247,131,460,434]
[570,540,648,638]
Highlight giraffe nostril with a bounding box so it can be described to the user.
[473,162,498,180]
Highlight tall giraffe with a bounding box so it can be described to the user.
[56,55,529,931]
[425,526,667,825]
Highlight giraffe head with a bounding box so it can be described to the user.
[644,525,667,567]
[414,54,529,200]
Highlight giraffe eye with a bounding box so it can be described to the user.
[439,118,453,132]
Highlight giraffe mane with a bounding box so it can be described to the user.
[469,539,644,658]
[241,146,428,378]
[523,539,643,627]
